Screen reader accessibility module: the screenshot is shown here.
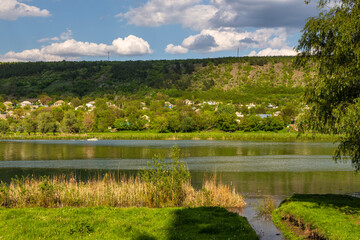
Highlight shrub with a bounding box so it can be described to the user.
[140,145,191,207]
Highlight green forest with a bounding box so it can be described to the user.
[0,56,309,135]
[0,56,307,104]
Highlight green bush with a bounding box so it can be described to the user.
[140,145,191,207]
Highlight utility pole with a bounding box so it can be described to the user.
[107,51,110,61]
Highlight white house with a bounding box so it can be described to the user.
[20,101,32,108]
[53,100,65,107]
[86,101,95,108]
[247,103,256,109]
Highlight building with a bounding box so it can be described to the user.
[20,101,32,108]
[53,100,65,107]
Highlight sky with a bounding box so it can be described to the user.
[0,0,320,62]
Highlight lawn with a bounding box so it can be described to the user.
[0,207,259,240]
[272,194,360,240]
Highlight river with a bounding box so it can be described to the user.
[0,139,358,195]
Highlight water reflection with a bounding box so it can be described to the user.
[0,168,358,196]
[0,140,335,161]
[0,140,357,196]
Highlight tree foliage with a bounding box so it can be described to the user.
[297,0,360,170]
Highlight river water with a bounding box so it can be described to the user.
[1,139,359,239]
[1,139,358,195]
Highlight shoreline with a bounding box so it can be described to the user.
[0,131,339,142]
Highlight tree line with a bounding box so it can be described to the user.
[0,97,297,135]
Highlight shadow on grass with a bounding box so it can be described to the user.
[282,194,360,210]
[167,207,258,240]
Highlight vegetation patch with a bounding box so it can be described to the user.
[272,194,360,240]
[0,130,339,142]
[0,147,245,209]
[0,207,259,239]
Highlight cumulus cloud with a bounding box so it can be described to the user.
[119,0,318,30]
[117,0,217,30]
[182,34,218,53]
[0,0,50,20]
[0,35,153,62]
[165,44,188,54]
[166,27,292,54]
[38,29,73,43]
[248,47,298,57]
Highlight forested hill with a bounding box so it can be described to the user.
[0,56,310,103]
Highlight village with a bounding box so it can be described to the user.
[0,96,292,134]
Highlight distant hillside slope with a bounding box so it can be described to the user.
[0,57,311,103]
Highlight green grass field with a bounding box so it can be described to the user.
[272,194,360,240]
[0,207,259,240]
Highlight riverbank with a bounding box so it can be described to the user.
[272,194,360,240]
[0,130,339,141]
[0,207,259,240]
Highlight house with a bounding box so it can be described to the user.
[20,101,32,108]
[3,101,13,109]
[257,114,273,119]
[86,101,95,108]
[203,101,217,106]
[274,111,281,117]
[53,100,65,107]
[247,103,256,109]
[164,102,174,109]
[267,104,278,109]
[184,99,193,105]
[235,112,244,118]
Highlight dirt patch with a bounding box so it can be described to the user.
[281,215,327,240]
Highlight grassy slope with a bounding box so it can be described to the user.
[1,130,338,141]
[272,194,360,240]
[0,57,304,101]
[0,207,259,240]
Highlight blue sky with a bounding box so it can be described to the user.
[0,0,319,62]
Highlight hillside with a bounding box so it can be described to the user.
[0,56,310,103]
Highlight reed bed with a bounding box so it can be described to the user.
[0,174,245,209]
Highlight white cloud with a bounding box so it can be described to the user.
[248,47,297,56]
[167,27,292,54]
[165,44,188,54]
[119,0,318,30]
[0,0,50,20]
[117,0,216,30]
[38,29,73,43]
[0,35,153,62]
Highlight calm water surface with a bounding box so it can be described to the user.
[0,140,359,195]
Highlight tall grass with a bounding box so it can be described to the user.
[0,174,245,209]
[0,146,245,209]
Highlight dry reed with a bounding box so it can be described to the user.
[0,174,245,209]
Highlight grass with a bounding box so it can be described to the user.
[1,130,339,141]
[0,174,245,209]
[0,207,259,239]
[272,194,360,240]
[254,195,277,220]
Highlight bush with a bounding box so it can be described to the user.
[140,145,191,207]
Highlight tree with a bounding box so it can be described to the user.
[83,112,96,132]
[37,112,57,135]
[39,95,52,105]
[60,110,80,133]
[297,0,360,170]
[180,116,196,132]
[0,119,9,135]
[22,115,38,135]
